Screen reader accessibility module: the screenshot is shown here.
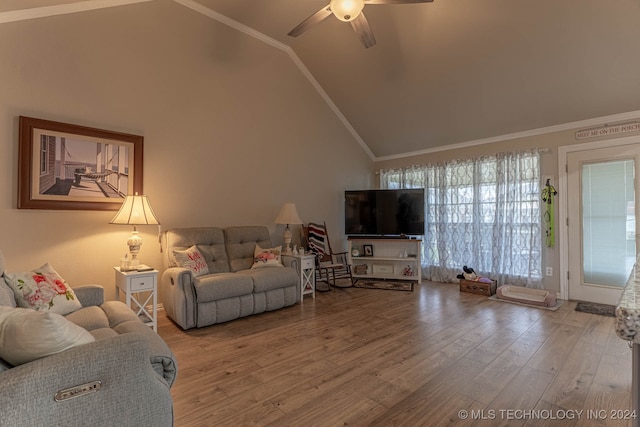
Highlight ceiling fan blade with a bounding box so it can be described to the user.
[364,0,433,4]
[287,6,333,37]
[350,12,376,48]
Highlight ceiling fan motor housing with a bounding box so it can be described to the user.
[330,0,365,22]
[288,0,432,49]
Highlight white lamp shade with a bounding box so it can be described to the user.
[330,0,365,22]
[274,203,303,225]
[110,193,160,225]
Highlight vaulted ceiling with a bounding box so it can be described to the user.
[5,0,640,159]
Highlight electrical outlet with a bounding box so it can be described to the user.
[545,267,553,276]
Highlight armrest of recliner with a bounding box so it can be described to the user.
[72,285,104,307]
[160,267,197,330]
[0,333,174,426]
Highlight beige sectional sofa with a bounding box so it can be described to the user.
[161,226,300,329]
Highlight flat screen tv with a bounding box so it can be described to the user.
[345,189,425,236]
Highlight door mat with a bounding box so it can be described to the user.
[488,294,564,311]
[353,280,414,292]
[575,301,616,317]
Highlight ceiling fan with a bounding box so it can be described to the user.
[287,0,434,49]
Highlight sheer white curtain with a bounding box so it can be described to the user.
[380,150,542,288]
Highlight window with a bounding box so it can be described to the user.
[380,150,542,288]
[40,135,49,175]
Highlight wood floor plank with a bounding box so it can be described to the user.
[501,333,548,367]
[580,383,631,427]
[527,400,579,427]
[368,356,487,426]
[157,281,634,426]
[485,366,556,427]
[540,339,603,409]
[459,354,529,405]
[525,323,584,375]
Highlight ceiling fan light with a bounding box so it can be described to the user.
[330,0,365,22]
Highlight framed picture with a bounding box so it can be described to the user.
[363,244,374,257]
[18,116,143,210]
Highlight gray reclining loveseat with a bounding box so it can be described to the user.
[0,251,177,426]
[161,226,300,329]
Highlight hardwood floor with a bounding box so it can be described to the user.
[158,281,633,426]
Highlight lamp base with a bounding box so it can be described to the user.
[283,225,292,254]
[127,227,143,267]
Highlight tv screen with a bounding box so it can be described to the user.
[345,189,425,236]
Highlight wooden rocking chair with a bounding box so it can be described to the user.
[304,222,353,291]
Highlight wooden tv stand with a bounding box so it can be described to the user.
[347,237,422,284]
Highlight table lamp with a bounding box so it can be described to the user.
[110,192,160,269]
[274,202,303,255]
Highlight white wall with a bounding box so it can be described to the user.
[0,0,373,299]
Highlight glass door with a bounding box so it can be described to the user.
[567,145,640,305]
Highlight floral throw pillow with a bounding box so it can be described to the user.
[173,245,210,277]
[4,263,82,316]
[251,245,283,269]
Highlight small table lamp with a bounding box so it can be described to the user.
[274,202,303,255]
[110,193,160,268]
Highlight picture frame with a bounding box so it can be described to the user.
[18,116,143,210]
[363,244,374,257]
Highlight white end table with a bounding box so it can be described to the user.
[282,253,316,302]
[114,267,158,332]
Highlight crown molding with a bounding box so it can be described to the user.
[374,110,640,162]
[172,0,290,52]
[0,0,152,24]
[286,51,375,160]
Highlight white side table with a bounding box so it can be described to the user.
[282,253,316,302]
[114,267,158,332]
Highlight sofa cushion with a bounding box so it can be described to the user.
[87,327,119,340]
[4,263,81,315]
[196,244,229,274]
[100,301,142,328]
[237,267,299,293]
[173,245,209,277]
[0,306,95,366]
[225,226,273,272]
[64,305,110,331]
[66,301,142,340]
[194,273,254,302]
[114,319,154,335]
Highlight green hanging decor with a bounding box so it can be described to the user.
[542,179,558,247]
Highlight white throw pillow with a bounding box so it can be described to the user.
[251,245,283,269]
[0,306,95,366]
[4,263,81,315]
[173,245,209,277]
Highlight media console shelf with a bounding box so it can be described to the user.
[347,237,422,284]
